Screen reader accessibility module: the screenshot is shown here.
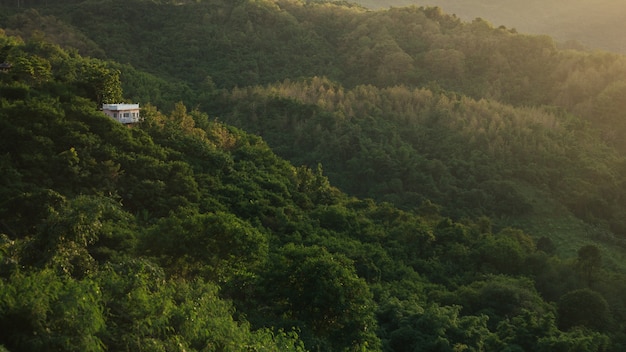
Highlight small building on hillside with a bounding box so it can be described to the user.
[102,103,141,124]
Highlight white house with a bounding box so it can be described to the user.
[102,103,141,124]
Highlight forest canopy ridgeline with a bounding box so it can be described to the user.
[3,0,626,351]
[352,0,626,55]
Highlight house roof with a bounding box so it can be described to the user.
[102,103,139,111]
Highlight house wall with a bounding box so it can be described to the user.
[102,104,141,124]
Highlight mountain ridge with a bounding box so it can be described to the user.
[351,0,626,54]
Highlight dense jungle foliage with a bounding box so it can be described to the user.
[3,0,626,351]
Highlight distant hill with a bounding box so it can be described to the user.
[352,0,626,53]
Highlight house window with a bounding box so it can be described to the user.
[123,112,130,118]
[113,113,117,118]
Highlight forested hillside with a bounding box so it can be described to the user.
[3,0,626,351]
[352,0,626,54]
